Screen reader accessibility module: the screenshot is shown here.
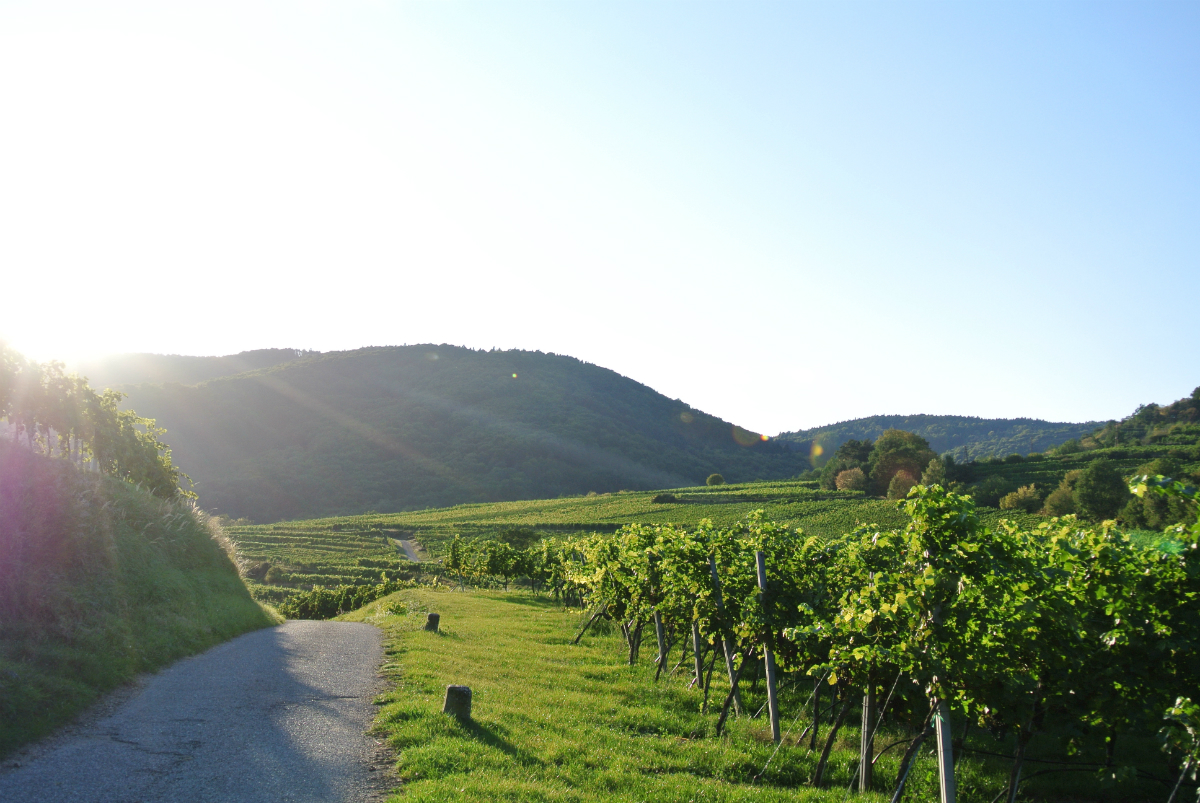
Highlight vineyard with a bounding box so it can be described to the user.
[220,458,1200,799]
[513,481,1200,801]
[225,524,419,605]
[233,479,1042,561]
[342,475,1199,802]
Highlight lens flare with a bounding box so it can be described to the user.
[810,442,824,463]
[512,373,518,379]
[680,411,694,424]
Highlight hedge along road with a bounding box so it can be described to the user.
[0,621,394,803]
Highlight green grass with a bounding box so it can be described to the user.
[343,589,1171,802]
[0,443,280,758]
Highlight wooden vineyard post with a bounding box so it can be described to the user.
[935,698,957,803]
[708,555,743,715]
[692,621,705,689]
[754,551,780,744]
[859,678,875,792]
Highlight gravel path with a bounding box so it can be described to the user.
[397,540,422,562]
[0,621,393,803]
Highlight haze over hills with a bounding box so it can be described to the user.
[116,346,808,522]
[778,414,1103,464]
[73,349,315,390]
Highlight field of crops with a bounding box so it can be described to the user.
[227,479,1045,603]
[970,443,1200,490]
[225,524,418,603]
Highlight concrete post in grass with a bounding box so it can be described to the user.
[424,613,440,632]
[443,685,471,720]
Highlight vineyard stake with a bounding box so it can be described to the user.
[692,621,705,689]
[860,673,875,792]
[934,698,957,803]
[653,610,667,681]
[754,551,781,744]
[708,554,743,715]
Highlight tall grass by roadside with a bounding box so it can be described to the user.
[0,442,279,758]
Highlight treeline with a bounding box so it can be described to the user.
[523,481,1199,800]
[779,414,1100,464]
[816,412,1199,531]
[0,343,190,500]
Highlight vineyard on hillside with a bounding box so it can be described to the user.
[226,524,419,605]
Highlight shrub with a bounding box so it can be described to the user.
[1042,485,1076,516]
[706,474,725,486]
[887,470,918,500]
[651,493,677,503]
[835,468,868,492]
[1000,485,1042,513]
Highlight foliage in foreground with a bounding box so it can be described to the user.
[0,443,279,758]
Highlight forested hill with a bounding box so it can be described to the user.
[118,346,809,522]
[778,414,1101,463]
[73,348,314,390]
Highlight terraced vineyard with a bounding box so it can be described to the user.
[225,524,419,604]
[227,479,1045,603]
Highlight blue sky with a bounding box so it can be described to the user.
[0,1,1196,434]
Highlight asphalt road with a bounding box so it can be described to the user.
[0,621,393,803]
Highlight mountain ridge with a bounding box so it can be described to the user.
[778,413,1103,463]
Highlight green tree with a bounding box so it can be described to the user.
[868,429,936,494]
[1074,459,1129,521]
[969,475,1016,507]
[819,438,873,489]
[706,473,725,486]
[921,457,947,486]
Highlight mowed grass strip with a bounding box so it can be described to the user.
[345,590,913,802]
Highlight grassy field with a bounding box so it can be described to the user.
[343,588,1171,802]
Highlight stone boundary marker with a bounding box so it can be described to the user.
[443,686,471,720]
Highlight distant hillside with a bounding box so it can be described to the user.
[73,348,315,390]
[119,346,810,522]
[777,414,1102,463]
